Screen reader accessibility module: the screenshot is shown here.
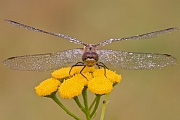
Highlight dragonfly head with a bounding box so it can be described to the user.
[82,52,98,67]
[82,44,99,67]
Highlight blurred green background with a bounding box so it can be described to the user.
[0,0,180,120]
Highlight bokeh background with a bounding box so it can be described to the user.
[0,0,180,120]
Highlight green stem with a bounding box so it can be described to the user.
[100,93,110,120]
[74,96,86,113]
[89,96,97,111]
[90,95,101,118]
[82,87,90,120]
[50,94,81,120]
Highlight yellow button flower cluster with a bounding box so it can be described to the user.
[35,66,122,99]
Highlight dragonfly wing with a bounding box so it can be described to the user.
[98,49,176,70]
[5,19,87,46]
[97,27,178,46]
[3,48,83,71]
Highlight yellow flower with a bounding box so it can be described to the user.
[35,78,60,97]
[88,77,113,95]
[72,73,92,85]
[93,69,122,84]
[51,66,95,79]
[106,69,122,83]
[82,66,95,73]
[51,67,71,79]
[93,69,105,77]
[59,75,87,99]
[36,66,122,98]
[70,66,95,75]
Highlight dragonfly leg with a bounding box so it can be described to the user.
[96,62,109,78]
[69,62,85,76]
[79,65,88,80]
[69,62,88,80]
[97,62,109,69]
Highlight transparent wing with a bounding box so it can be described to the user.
[96,27,178,46]
[3,49,83,71]
[97,49,176,70]
[5,19,87,46]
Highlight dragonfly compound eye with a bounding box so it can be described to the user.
[82,52,99,62]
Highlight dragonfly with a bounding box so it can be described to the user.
[3,19,178,73]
